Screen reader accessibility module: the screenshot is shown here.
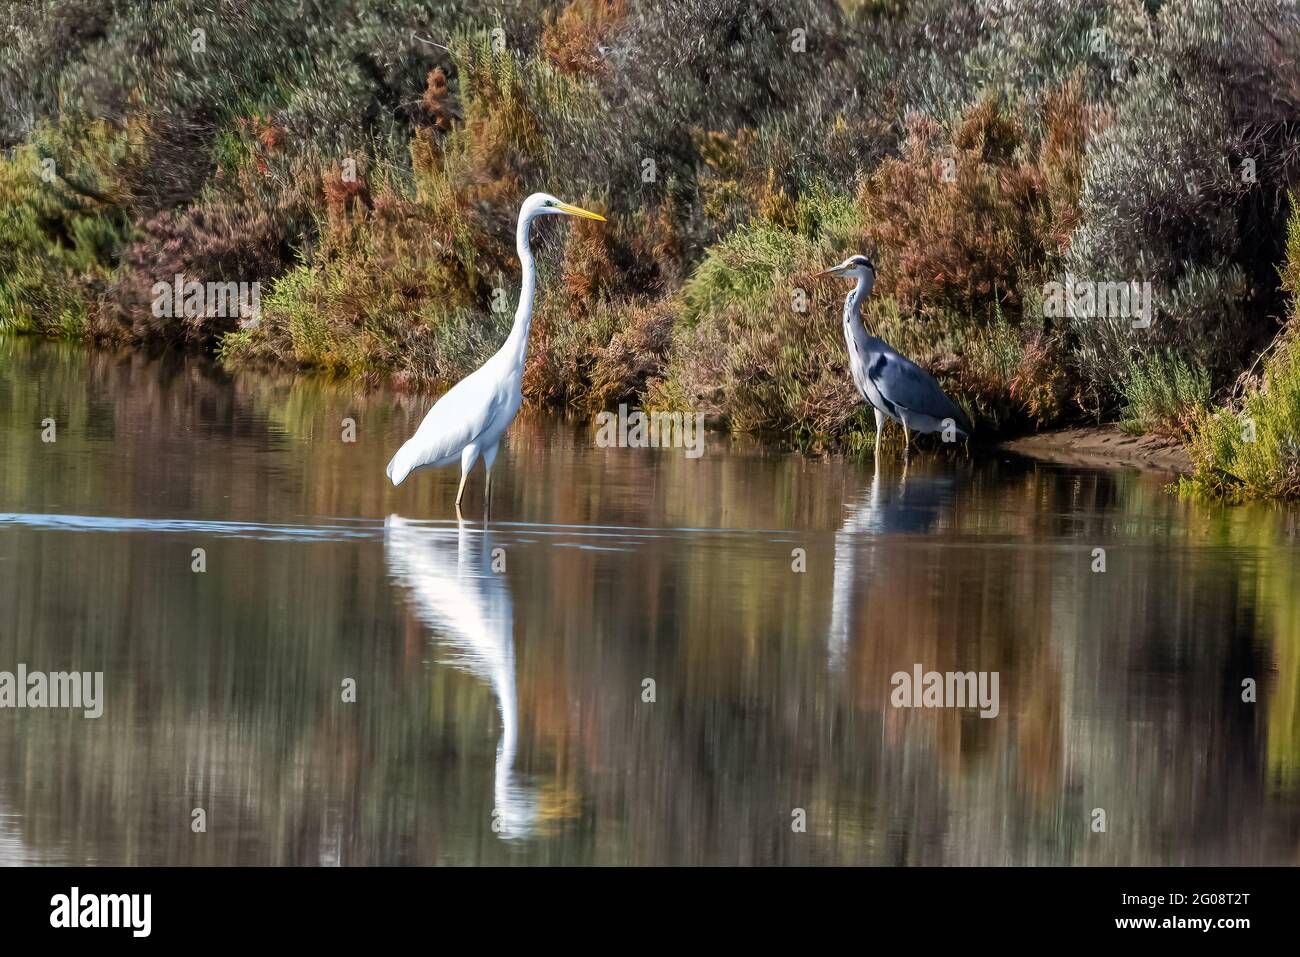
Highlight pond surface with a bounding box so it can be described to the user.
[1,337,1299,865]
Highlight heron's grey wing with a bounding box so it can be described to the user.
[845,322,886,406]
[868,350,971,432]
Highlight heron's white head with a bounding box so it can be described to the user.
[520,192,607,223]
[816,254,875,284]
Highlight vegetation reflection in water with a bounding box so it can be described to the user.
[1,338,1299,864]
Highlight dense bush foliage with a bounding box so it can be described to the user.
[3,0,1300,460]
[1185,197,1300,500]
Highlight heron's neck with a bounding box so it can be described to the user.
[843,274,874,341]
[503,214,538,370]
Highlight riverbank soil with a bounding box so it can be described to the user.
[1001,426,1191,474]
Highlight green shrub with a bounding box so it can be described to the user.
[1183,333,1300,501]
[0,116,138,337]
[1120,351,1210,439]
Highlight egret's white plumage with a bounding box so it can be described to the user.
[387,192,606,510]
[817,255,972,447]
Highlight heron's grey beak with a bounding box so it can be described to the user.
[815,267,842,278]
[553,201,606,222]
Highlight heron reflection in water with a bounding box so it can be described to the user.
[384,516,537,839]
[828,457,959,668]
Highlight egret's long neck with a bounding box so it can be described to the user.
[843,273,874,340]
[503,213,538,370]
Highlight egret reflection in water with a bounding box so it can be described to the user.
[828,456,959,668]
[384,516,538,840]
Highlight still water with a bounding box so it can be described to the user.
[1,337,1298,865]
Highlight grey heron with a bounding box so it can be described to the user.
[817,255,971,449]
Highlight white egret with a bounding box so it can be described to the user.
[386,193,607,512]
[817,255,972,448]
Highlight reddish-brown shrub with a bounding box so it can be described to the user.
[541,0,627,78]
[859,99,1047,319]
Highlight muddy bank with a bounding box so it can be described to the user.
[1001,426,1191,474]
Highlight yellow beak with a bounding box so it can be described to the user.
[555,201,607,222]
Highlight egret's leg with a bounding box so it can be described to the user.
[454,475,468,520]
[482,442,500,520]
[456,443,480,514]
